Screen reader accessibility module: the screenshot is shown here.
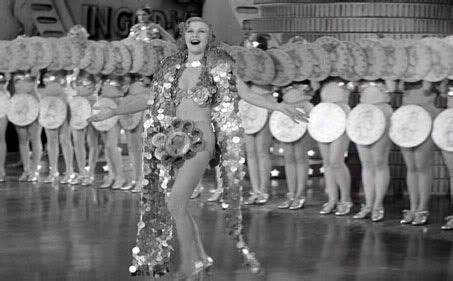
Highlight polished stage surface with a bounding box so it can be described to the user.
[1,169,453,281]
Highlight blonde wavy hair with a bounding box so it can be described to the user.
[176,17,218,51]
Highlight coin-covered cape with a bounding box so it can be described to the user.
[129,47,260,276]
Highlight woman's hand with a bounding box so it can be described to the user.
[277,103,309,123]
[87,106,115,122]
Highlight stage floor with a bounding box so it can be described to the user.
[1,168,453,281]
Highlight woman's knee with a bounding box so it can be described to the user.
[167,197,186,217]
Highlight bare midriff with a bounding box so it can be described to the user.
[175,98,211,122]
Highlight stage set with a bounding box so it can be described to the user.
[0,159,453,281]
[1,0,453,281]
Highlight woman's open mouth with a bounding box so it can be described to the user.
[190,39,201,45]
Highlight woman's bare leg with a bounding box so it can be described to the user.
[357,144,375,209]
[329,134,351,203]
[45,128,59,175]
[72,128,87,176]
[104,125,123,181]
[59,120,74,175]
[244,134,261,195]
[283,142,296,199]
[401,148,419,211]
[255,125,272,195]
[370,135,392,210]
[0,117,7,175]
[318,142,338,204]
[128,125,143,183]
[294,136,311,198]
[28,121,42,175]
[15,126,30,175]
[87,125,99,178]
[167,151,210,274]
[414,138,435,212]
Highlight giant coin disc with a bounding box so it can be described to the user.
[308,103,347,143]
[432,108,453,152]
[91,97,119,131]
[69,96,92,130]
[238,100,268,134]
[7,93,39,126]
[269,109,307,143]
[346,103,386,145]
[38,96,67,129]
[389,104,432,148]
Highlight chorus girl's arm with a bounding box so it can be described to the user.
[150,23,176,44]
[235,75,308,123]
[113,93,151,115]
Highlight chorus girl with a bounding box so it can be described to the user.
[71,70,100,186]
[352,80,394,222]
[277,82,314,210]
[38,70,75,184]
[316,79,353,215]
[12,71,42,182]
[0,73,9,182]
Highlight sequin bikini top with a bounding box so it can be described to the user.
[174,84,216,108]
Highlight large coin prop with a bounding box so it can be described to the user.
[119,111,143,130]
[269,109,307,143]
[432,109,453,152]
[389,105,432,148]
[69,96,92,130]
[346,104,386,146]
[0,92,10,118]
[308,103,347,143]
[91,98,119,131]
[38,96,67,129]
[238,100,268,135]
[7,93,39,126]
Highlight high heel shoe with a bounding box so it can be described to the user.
[371,207,385,222]
[335,201,353,216]
[412,210,429,225]
[256,193,269,204]
[19,172,30,182]
[353,205,371,219]
[320,201,336,215]
[289,197,306,210]
[174,260,204,280]
[441,216,453,230]
[27,172,39,182]
[244,193,259,205]
[44,173,60,184]
[99,176,114,189]
[400,210,416,224]
[203,256,214,275]
[81,176,94,186]
[190,184,204,199]
[207,188,223,202]
[111,178,126,190]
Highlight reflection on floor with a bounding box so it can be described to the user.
[0,169,453,281]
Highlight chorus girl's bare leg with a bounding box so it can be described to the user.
[294,136,311,198]
[87,125,99,177]
[370,134,392,210]
[59,120,74,175]
[329,134,351,203]
[72,128,87,175]
[401,148,419,211]
[245,134,261,195]
[0,117,7,175]
[45,128,59,175]
[318,143,338,204]
[283,143,296,198]
[357,145,375,208]
[414,138,435,212]
[255,125,272,195]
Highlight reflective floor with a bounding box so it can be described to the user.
[1,168,453,281]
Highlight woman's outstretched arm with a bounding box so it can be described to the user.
[235,76,308,123]
[89,93,152,122]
